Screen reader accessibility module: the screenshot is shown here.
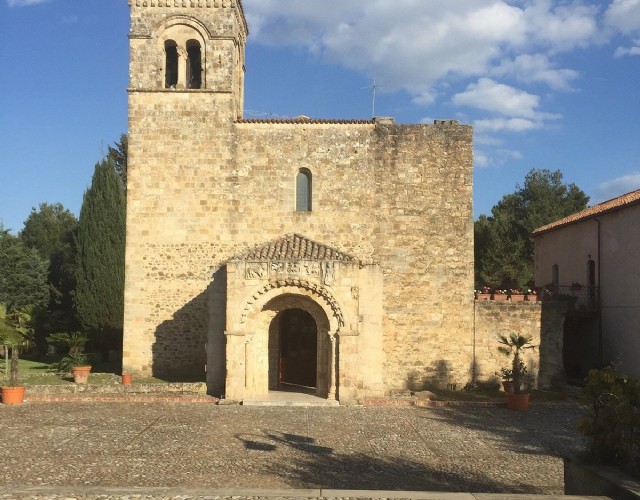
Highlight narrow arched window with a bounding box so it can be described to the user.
[552,264,559,286]
[165,40,178,88]
[186,40,202,89]
[296,169,312,212]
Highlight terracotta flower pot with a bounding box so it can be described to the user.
[2,386,26,405]
[507,392,530,411]
[122,373,132,385]
[72,366,92,384]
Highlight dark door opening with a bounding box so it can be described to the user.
[279,309,317,388]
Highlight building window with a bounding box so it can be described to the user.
[165,40,178,88]
[552,264,559,286]
[186,40,202,89]
[296,169,312,212]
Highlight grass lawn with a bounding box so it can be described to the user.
[0,352,165,386]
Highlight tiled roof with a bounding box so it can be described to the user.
[236,116,374,125]
[532,189,640,236]
[237,234,356,262]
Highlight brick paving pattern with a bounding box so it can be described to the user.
[0,404,586,498]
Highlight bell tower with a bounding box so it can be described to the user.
[123,1,249,379]
[128,0,247,117]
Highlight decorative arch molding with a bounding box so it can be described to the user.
[154,15,212,40]
[240,278,347,332]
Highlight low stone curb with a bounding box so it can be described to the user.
[26,381,207,395]
[26,394,219,403]
[0,485,611,500]
[362,399,579,409]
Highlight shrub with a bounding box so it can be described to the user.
[578,365,640,478]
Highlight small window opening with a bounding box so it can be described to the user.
[296,169,312,212]
[552,264,559,287]
[165,40,178,88]
[186,40,202,89]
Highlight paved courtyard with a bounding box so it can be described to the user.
[0,403,586,497]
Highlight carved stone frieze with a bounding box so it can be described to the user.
[245,259,335,283]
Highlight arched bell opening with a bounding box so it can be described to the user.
[186,39,202,89]
[164,40,179,88]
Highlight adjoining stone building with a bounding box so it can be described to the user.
[123,0,509,402]
[533,189,640,379]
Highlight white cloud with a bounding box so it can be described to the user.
[614,39,640,56]
[474,117,543,133]
[474,147,523,168]
[594,173,640,202]
[453,78,541,118]
[492,54,579,90]
[243,0,595,98]
[605,0,640,34]
[522,0,602,52]
[7,0,50,6]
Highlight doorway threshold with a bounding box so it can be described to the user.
[243,390,339,407]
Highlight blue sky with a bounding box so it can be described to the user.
[1,0,639,234]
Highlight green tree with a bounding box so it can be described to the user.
[75,158,126,357]
[20,203,79,334]
[475,169,589,289]
[107,133,128,190]
[0,227,49,311]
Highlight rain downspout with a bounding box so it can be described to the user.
[595,217,603,367]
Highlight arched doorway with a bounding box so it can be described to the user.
[276,309,317,389]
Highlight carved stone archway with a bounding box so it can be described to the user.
[220,234,361,401]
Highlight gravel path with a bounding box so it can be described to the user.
[0,403,586,497]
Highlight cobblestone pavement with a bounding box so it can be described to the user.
[0,403,586,498]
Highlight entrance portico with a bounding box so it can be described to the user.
[211,234,383,403]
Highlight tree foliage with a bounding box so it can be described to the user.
[74,158,126,345]
[107,133,128,190]
[20,203,79,333]
[475,169,589,289]
[20,203,77,260]
[0,227,49,311]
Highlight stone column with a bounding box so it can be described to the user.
[224,330,246,400]
[177,47,187,89]
[328,332,337,401]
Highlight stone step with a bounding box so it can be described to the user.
[242,398,340,407]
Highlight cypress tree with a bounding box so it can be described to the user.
[75,159,126,357]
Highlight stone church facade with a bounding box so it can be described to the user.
[123,0,475,402]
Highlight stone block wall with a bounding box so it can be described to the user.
[474,301,567,389]
[124,0,477,400]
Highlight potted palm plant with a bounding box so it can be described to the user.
[497,332,536,410]
[0,306,35,405]
[47,331,92,384]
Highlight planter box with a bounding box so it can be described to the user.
[564,456,640,500]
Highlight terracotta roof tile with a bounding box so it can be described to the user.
[237,234,356,262]
[532,189,640,235]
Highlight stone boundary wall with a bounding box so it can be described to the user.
[474,301,567,389]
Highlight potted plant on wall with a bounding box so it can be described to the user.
[497,332,536,410]
[0,306,35,405]
[496,367,515,394]
[47,331,92,384]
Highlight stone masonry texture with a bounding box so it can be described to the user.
[123,1,562,401]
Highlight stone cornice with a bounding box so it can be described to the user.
[129,0,248,37]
